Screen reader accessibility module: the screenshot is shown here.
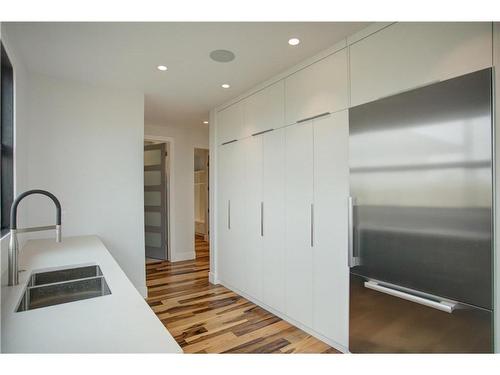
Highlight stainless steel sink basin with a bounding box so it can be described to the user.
[28,265,103,286]
[17,265,111,312]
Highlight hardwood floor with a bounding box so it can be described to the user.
[145,237,339,353]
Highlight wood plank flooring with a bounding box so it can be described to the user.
[145,237,339,354]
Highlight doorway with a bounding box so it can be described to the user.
[194,148,209,244]
[144,138,171,261]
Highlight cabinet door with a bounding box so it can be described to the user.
[216,144,233,283]
[229,141,247,292]
[262,128,286,312]
[312,111,349,349]
[285,49,348,125]
[241,136,263,299]
[217,102,244,145]
[350,22,492,106]
[217,141,246,289]
[285,121,314,327]
[244,81,285,137]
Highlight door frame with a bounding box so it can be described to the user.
[144,135,174,261]
[194,147,210,242]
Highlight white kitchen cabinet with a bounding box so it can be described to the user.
[285,121,314,327]
[350,22,493,107]
[244,81,285,137]
[241,136,264,299]
[312,111,349,349]
[262,128,286,313]
[217,101,245,145]
[216,144,232,284]
[285,49,349,125]
[216,141,246,290]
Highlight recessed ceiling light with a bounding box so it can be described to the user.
[288,38,300,46]
[221,84,230,89]
[203,121,209,124]
[157,65,168,71]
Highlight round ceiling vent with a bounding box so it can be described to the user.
[209,49,235,63]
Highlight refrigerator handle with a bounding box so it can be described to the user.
[364,280,457,313]
[348,196,360,267]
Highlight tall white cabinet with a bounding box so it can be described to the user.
[284,121,315,328]
[216,110,350,350]
[262,128,287,313]
[312,111,349,345]
[241,136,264,299]
[216,141,246,290]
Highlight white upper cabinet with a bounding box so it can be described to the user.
[350,22,493,107]
[244,81,285,136]
[217,101,244,145]
[285,49,349,125]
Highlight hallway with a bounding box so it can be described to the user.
[145,238,339,353]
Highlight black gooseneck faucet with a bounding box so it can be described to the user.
[8,190,62,286]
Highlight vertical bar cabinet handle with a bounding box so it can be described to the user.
[260,201,264,237]
[310,203,314,247]
[228,200,231,230]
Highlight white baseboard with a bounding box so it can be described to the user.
[139,285,148,298]
[218,278,349,354]
[171,251,195,262]
[208,272,219,285]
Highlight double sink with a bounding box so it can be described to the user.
[17,265,111,312]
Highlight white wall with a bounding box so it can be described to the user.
[1,23,31,351]
[2,71,147,296]
[145,123,209,261]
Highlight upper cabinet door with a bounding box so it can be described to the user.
[350,22,493,107]
[285,49,349,125]
[217,101,244,145]
[244,81,285,136]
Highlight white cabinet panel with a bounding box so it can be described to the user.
[244,81,285,137]
[216,144,233,284]
[285,121,314,327]
[217,102,244,145]
[241,136,264,299]
[285,49,349,125]
[217,141,246,290]
[262,128,286,312]
[229,141,247,292]
[312,111,349,348]
[350,22,492,107]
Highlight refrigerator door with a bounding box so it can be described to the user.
[350,274,492,353]
[349,68,493,310]
[348,69,493,353]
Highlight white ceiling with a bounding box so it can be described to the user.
[5,22,369,127]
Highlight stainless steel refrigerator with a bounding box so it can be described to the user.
[348,68,493,353]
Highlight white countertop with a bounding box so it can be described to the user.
[1,235,183,353]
